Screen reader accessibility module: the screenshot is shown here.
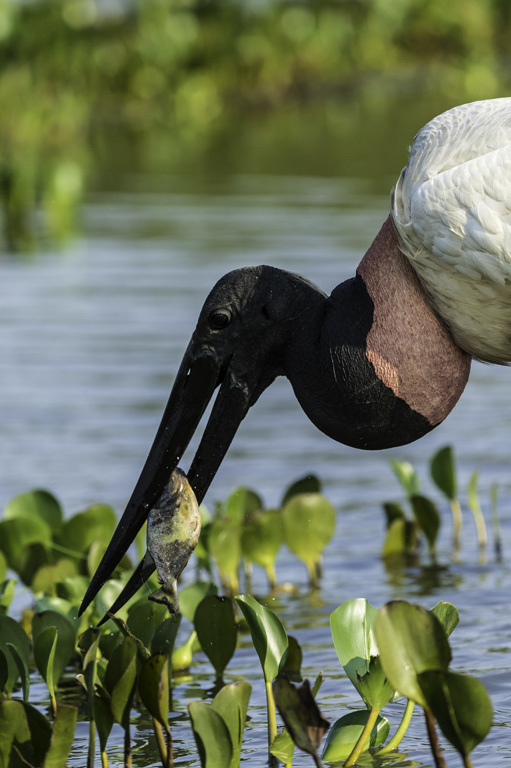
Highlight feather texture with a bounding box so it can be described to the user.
[392,98,511,364]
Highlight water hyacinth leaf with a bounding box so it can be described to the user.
[235,594,288,682]
[0,650,8,693]
[0,699,52,767]
[58,503,117,555]
[0,579,16,614]
[127,600,167,650]
[0,552,8,582]
[4,489,63,533]
[78,628,101,720]
[282,494,335,582]
[43,705,78,768]
[93,688,115,753]
[390,460,420,496]
[0,615,30,695]
[270,728,295,764]
[0,517,52,579]
[139,654,170,730]
[431,601,459,638]
[418,669,493,756]
[374,601,451,706]
[7,643,30,701]
[209,520,242,592]
[32,610,77,684]
[410,495,440,552]
[330,598,394,709]
[194,595,237,678]
[241,509,283,588]
[31,558,78,596]
[151,614,181,656]
[211,682,252,768]
[322,710,390,761]
[281,475,321,506]
[383,501,406,526]
[34,625,58,708]
[178,580,218,622]
[282,635,303,682]
[430,446,457,500]
[223,487,262,524]
[104,636,138,727]
[272,677,329,756]
[171,629,197,671]
[382,517,418,556]
[189,701,233,768]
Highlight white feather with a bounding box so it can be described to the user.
[392,98,511,364]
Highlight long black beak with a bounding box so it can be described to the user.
[79,342,256,616]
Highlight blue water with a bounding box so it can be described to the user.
[1,172,510,766]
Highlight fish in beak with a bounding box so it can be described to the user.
[80,266,290,617]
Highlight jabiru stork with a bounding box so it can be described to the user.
[80,97,511,618]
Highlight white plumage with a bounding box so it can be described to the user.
[392,98,511,364]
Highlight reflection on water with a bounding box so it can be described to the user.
[1,126,510,765]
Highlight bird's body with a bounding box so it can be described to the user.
[81,97,511,619]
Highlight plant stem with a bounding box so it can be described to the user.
[87,719,96,768]
[166,725,174,768]
[124,722,132,768]
[378,699,415,754]
[266,680,278,751]
[312,749,324,768]
[101,750,109,768]
[424,707,447,768]
[450,499,463,552]
[463,753,474,768]
[152,718,167,766]
[344,707,379,767]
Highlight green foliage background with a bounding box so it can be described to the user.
[1,0,510,250]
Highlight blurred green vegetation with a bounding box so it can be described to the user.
[1,0,511,250]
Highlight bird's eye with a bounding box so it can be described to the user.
[208,310,231,330]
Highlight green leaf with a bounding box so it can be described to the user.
[4,489,63,533]
[241,509,282,584]
[194,595,237,678]
[178,581,218,622]
[34,626,58,704]
[32,558,79,595]
[7,643,30,701]
[104,636,138,727]
[410,495,441,552]
[189,701,233,768]
[151,615,181,656]
[211,682,251,768]
[209,521,241,591]
[282,475,321,506]
[58,504,117,555]
[138,654,170,731]
[272,676,329,756]
[235,594,288,683]
[32,610,77,684]
[430,446,457,501]
[390,460,420,496]
[322,710,390,761]
[126,600,167,650]
[281,635,303,682]
[223,487,263,524]
[93,688,115,752]
[382,502,406,526]
[0,615,30,695]
[418,670,493,756]
[0,699,52,767]
[0,517,52,582]
[330,599,394,710]
[382,517,418,556]
[0,579,16,615]
[43,705,78,768]
[374,600,451,707]
[0,551,7,582]
[281,493,335,578]
[78,628,101,720]
[270,728,295,764]
[431,602,459,638]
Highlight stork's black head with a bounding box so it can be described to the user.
[79,265,326,614]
